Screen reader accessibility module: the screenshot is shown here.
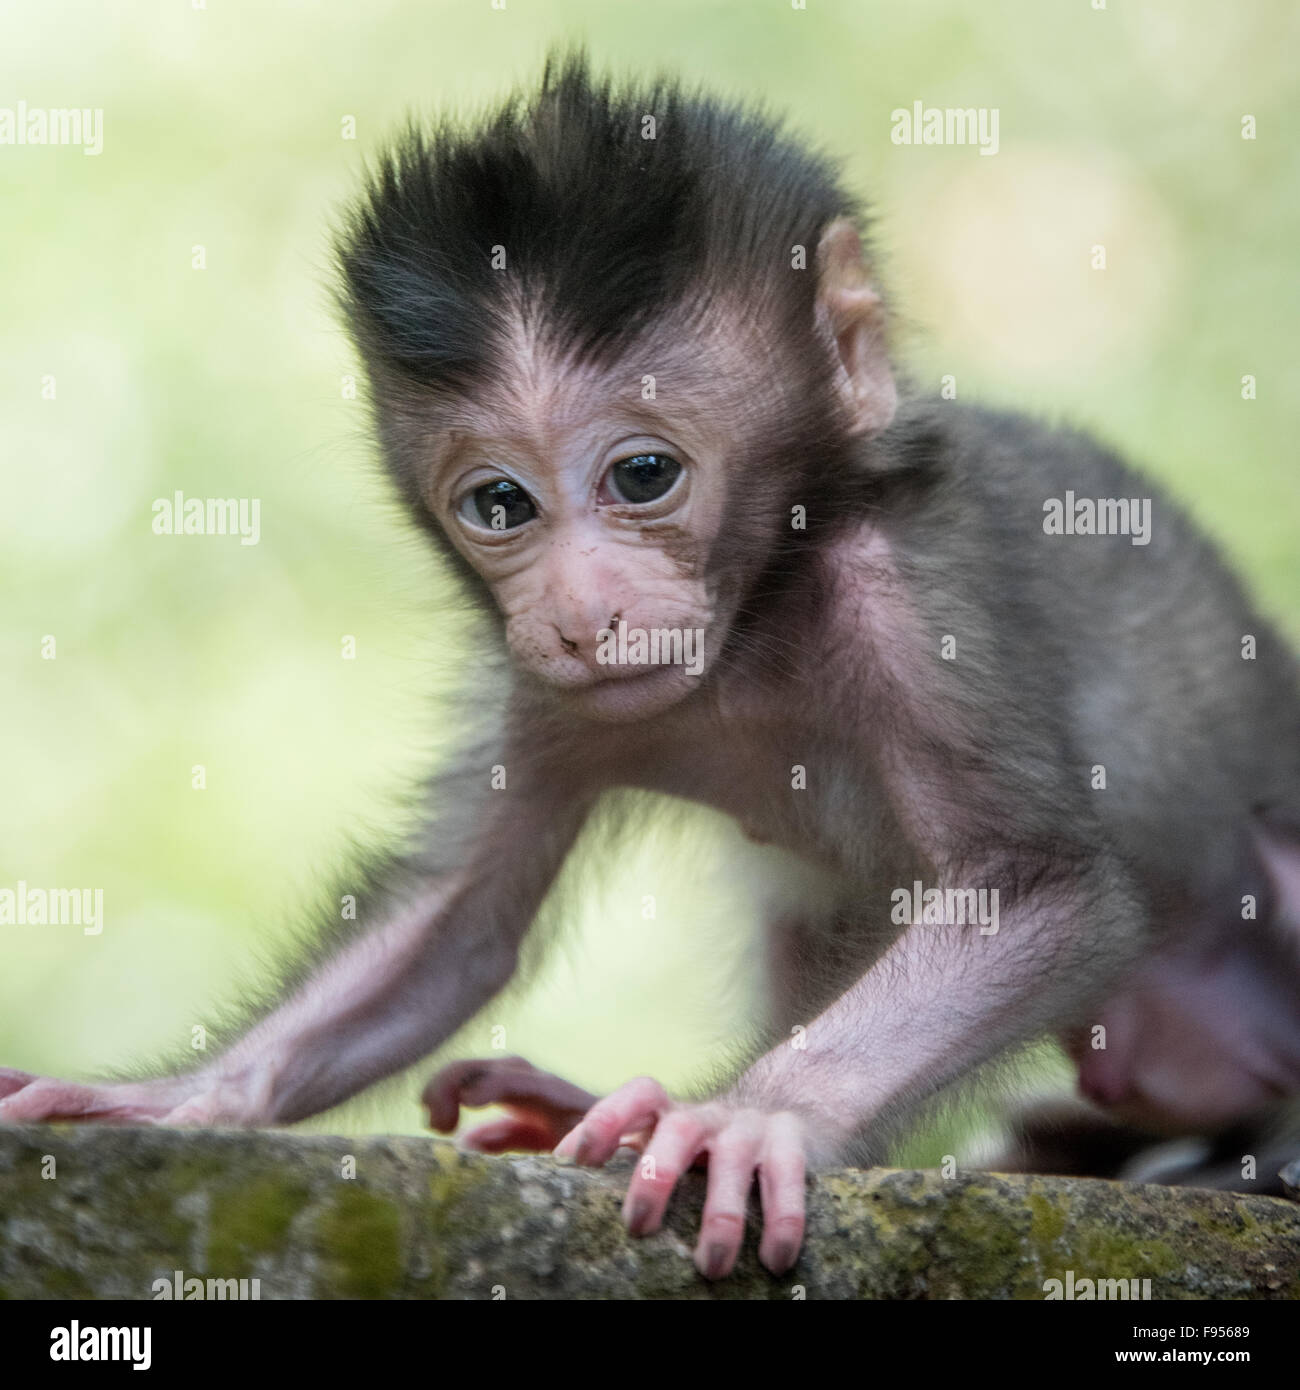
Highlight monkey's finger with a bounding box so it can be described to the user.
[0,1078,93,1121]
[556,1075,668,1165]
[472,1069,597,1118]
[756,1116,807,1275]
[622,1108,709,1237]
[0,1078,153,1125]
[613,1122,657,1153]
[460,1116,562,1154]
[0,1068,39,1099]
[422,1057,598,1134]
[423,1058,512,1131]
[422,1057,532,1131]
[693,1121,762,1279]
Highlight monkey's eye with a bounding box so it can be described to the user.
[461,478,537,531]
[603,453,682,505]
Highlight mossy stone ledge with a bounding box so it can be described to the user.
[0,1126,1296,1299]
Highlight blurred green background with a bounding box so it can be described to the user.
[1,0,1297,1159]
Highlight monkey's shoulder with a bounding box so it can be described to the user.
[878,397,1216,569]
[886,398,1152,496]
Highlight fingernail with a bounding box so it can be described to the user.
[574,1134,595,1165]
[769,1241,798,1274]
[703,1243,731,1280]
[626,1198,653,1234]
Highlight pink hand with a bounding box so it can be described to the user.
[423,1055,599,1153]
[0,1067,177,1125]
[554,1076,808,1280]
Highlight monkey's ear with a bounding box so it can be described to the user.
[815,218,897,437]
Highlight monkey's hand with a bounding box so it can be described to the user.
[423,1056,599,1153]
[0,1067,185,1124]
[555,1076,808,1280]
[0,1067,263,1126]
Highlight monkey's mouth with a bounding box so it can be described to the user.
[564,663,701,722]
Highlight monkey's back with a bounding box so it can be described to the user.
[886,400,1300,916]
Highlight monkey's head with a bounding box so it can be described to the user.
[338,54,895,722]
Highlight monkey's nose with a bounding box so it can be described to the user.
[554,624,598,663]
[555,612,620,662]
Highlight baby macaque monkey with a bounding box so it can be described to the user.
[3,54,1299,1282]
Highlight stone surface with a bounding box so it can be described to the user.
[0,1125,1296,1299]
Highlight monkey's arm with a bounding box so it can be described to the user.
[558,848,1143,1279]
[733,856,1142,1154]
[0,776,592,1127]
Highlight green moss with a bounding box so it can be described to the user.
[163,1155,229,1194]
[40,1263,93,1298]
[1027,1191,1067,1247]
[314,1186,404,1298]
[1070,1225,1180,1278]
[426,1148,488,1214]
[418,1149,502,1289]
[3,1131,1298,1299]
[565,1196,634,1264]
[208,1173,311,1276]
[127,1180,193,1253]
[1181,1200,1259,1242]
[933,1184,1030,1298]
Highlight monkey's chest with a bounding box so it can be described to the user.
[634,734,904,882]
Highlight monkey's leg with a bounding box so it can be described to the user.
[1117,1121,1300,1196]
[989,1096,1300,1196]
[1257,817,1300,1198]
[988,1098,1169,1180]
[763,911,848,1034]
[1064,815,1300,1189]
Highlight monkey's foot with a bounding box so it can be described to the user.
[423,1056,599,1153]
[555,1076,808,1281]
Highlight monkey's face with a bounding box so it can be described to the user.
[419,347,745,722]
